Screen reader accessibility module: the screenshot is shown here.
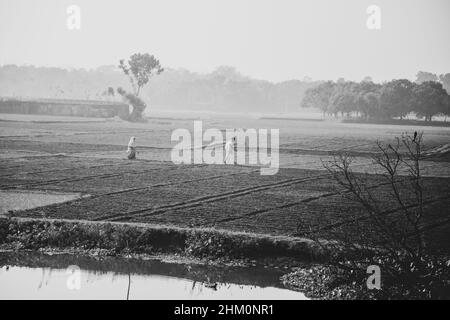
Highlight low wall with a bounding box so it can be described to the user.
[0,98,129,119]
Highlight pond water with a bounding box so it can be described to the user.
[0,190,81,215]
[0,252,307,300]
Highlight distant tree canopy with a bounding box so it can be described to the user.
[0,64,318,113]
[415,71,439,84]
[439,73,450,94]
[119,53,164,97]
[414,71,450,95]
[412,81,449,121]
[301,78,450,121]
[1,65,449,118]
[118,53,164,121]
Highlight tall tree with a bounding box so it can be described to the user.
[118,53,163,121]
[360,91,381,120]
[378,79,415,120]
[411,81,448,121]
[445,95,450,121]
[301,81,335,115]
[355,81,381,119]
[328,82,358,117]
[119,53,164,97]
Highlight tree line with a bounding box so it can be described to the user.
[0,64,316,113]
[1,63,449,120]
[302,73,450,121]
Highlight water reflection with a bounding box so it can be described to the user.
[0,252,307,300]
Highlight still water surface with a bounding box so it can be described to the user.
[0,252,307,300]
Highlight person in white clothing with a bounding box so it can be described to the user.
[224,136,237,164]
[127,136,137,160]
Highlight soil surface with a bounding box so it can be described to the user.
[1,116,449,253]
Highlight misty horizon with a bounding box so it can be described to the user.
[1,0,449,83]
[1,63,448,85]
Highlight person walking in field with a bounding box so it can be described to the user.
[204,131,237,164]
[127,136,137,160]
[224,136,237,164]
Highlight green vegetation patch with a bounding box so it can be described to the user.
[0,217,325,262]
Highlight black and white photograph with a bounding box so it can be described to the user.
[0,0,449,304]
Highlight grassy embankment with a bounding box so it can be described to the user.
[0,217,326,265]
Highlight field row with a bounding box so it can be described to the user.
[3,153,449,253]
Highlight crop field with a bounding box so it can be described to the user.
[1,115,449,254]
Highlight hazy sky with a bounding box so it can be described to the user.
[0,0,449,82]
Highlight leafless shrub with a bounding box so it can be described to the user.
[296,132,449,298]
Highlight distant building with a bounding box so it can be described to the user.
[0,97,129,119]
